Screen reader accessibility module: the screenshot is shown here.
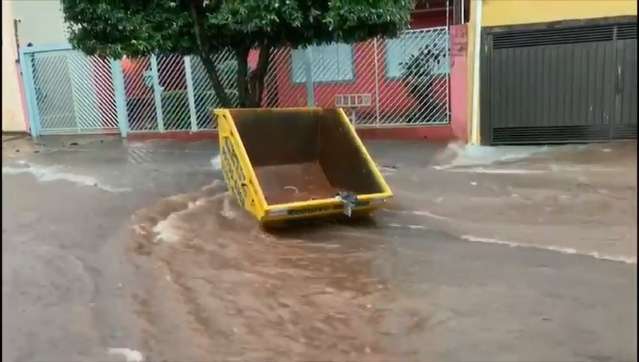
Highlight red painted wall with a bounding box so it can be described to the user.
[269,10,451,121]
[269,47,307,107]
[410,9,450,28]
[121,57,156,124]
[121,56,187,96]
[121,57,152,99]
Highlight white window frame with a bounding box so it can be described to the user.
[384,29,450,79]
[291,43,355,84]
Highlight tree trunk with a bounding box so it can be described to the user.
[247,44,271,107]
[188,0,231,106]
[235,47,250,107]
[230,45,273,108]
[199,53,231,107]
[233,45,273,108]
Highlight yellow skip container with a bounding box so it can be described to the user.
[215,108,393,224]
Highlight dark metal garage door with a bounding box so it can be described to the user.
[480,18,637,145]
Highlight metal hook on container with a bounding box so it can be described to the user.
[336,191,358,217]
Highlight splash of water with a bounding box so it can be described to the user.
[3,162,131,193]
[210,155,222,170]
[108,348,144,362]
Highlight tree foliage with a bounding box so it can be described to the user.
[62,0,413,107]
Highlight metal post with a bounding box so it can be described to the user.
[110,59,129,137]
[446,0,451,123]
[470,0,483,144]
[183,56,199,132]
[14,19,21,63]
[150,54,165,132]
[461,0,465,24]
[373,38,381,127]
[303,47,315,107]
[19,51,41,138]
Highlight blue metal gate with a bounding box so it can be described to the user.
[20,44,122,136]
[20,44,238,137]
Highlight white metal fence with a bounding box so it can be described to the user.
[20,27,450,137]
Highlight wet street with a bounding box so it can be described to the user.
[2,135,637,362]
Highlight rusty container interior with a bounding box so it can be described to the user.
[228,108,385,206]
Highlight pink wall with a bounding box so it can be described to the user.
[449,24,468,142]
[16,63,31,132]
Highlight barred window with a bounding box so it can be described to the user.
[385,30,449,78]
[292,43,354,83]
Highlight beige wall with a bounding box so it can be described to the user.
[466,0,637,144]
[2,1,26,132]
[483,0,637,27]
[466,0,479,144]
[2,0,69,133]
[11,0,68,46]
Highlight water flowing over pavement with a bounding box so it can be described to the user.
[2,135,637,362]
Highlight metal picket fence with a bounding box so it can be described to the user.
[20,27,450,137]
[20,45,121,136]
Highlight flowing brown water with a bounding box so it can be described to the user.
[126,180,420,361]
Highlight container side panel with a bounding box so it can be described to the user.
[229,109,320,167]
[218,112,263,219]
[318,109,384,195]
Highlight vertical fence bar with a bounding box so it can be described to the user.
[110,59,129,137]
[150,54,165,132]
[461,0,465,24]
[446,0,451,123]
[373,38,381,127]
[183,56,199,132]
[304,48,315,106]
[65,53,82,134]
[18,51,41,138]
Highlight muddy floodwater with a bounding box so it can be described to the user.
[2,136,636,362]
[130,180,410,361]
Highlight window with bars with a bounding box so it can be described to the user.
[385,31,449,78]
[291,43,354,83]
